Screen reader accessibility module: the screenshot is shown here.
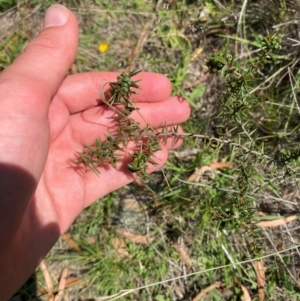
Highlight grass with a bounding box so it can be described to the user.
[2,0,300,300]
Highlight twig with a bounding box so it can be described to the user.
[140,131,272,160]
[54,268,68,301]
[39,261,54,301]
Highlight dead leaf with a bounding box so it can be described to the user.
[192,282,223,301]
[209,162,233,169]
[116,229,155,244]
[173,242,192,271]
[122,198,142,211]
[39,260,54,301]
[54,268,68,301]
[191,46,204,62]
[233,280,252,301]
[65,292,70,301]
[64,277,83,288]
[111,237,130,258]
[253,260,266,301]
[37,287,48,295]
[61,233,81,252]
[199,6,210,21]
[256,215,297,228]
[88,237,96,245]
[188,161,233,182]
[240,284,252,301]
[71,63,77,74]
[297,270,300,287]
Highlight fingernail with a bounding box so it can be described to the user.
[43,4,69,28]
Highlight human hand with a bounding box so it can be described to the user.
[0,5,190,299]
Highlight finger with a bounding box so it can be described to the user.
[83,147,169,207]
[70,96,190,145]
[56,72,172,113]
[0,5,78,120]
[0,5,78,178]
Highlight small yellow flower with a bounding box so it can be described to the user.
[98,43,109,53]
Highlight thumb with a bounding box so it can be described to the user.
[0,4,78,118]
[0,4,78,177]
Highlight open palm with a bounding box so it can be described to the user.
[36,71,190,234]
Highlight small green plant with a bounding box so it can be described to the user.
[205,34,283,137]
[273,149,300,176]
[200,35,286,257]
[76,70,161,177]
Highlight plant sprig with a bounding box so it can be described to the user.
[76,71,164,177]
[205,35,283,136]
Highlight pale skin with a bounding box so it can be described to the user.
[0,5,190,300]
